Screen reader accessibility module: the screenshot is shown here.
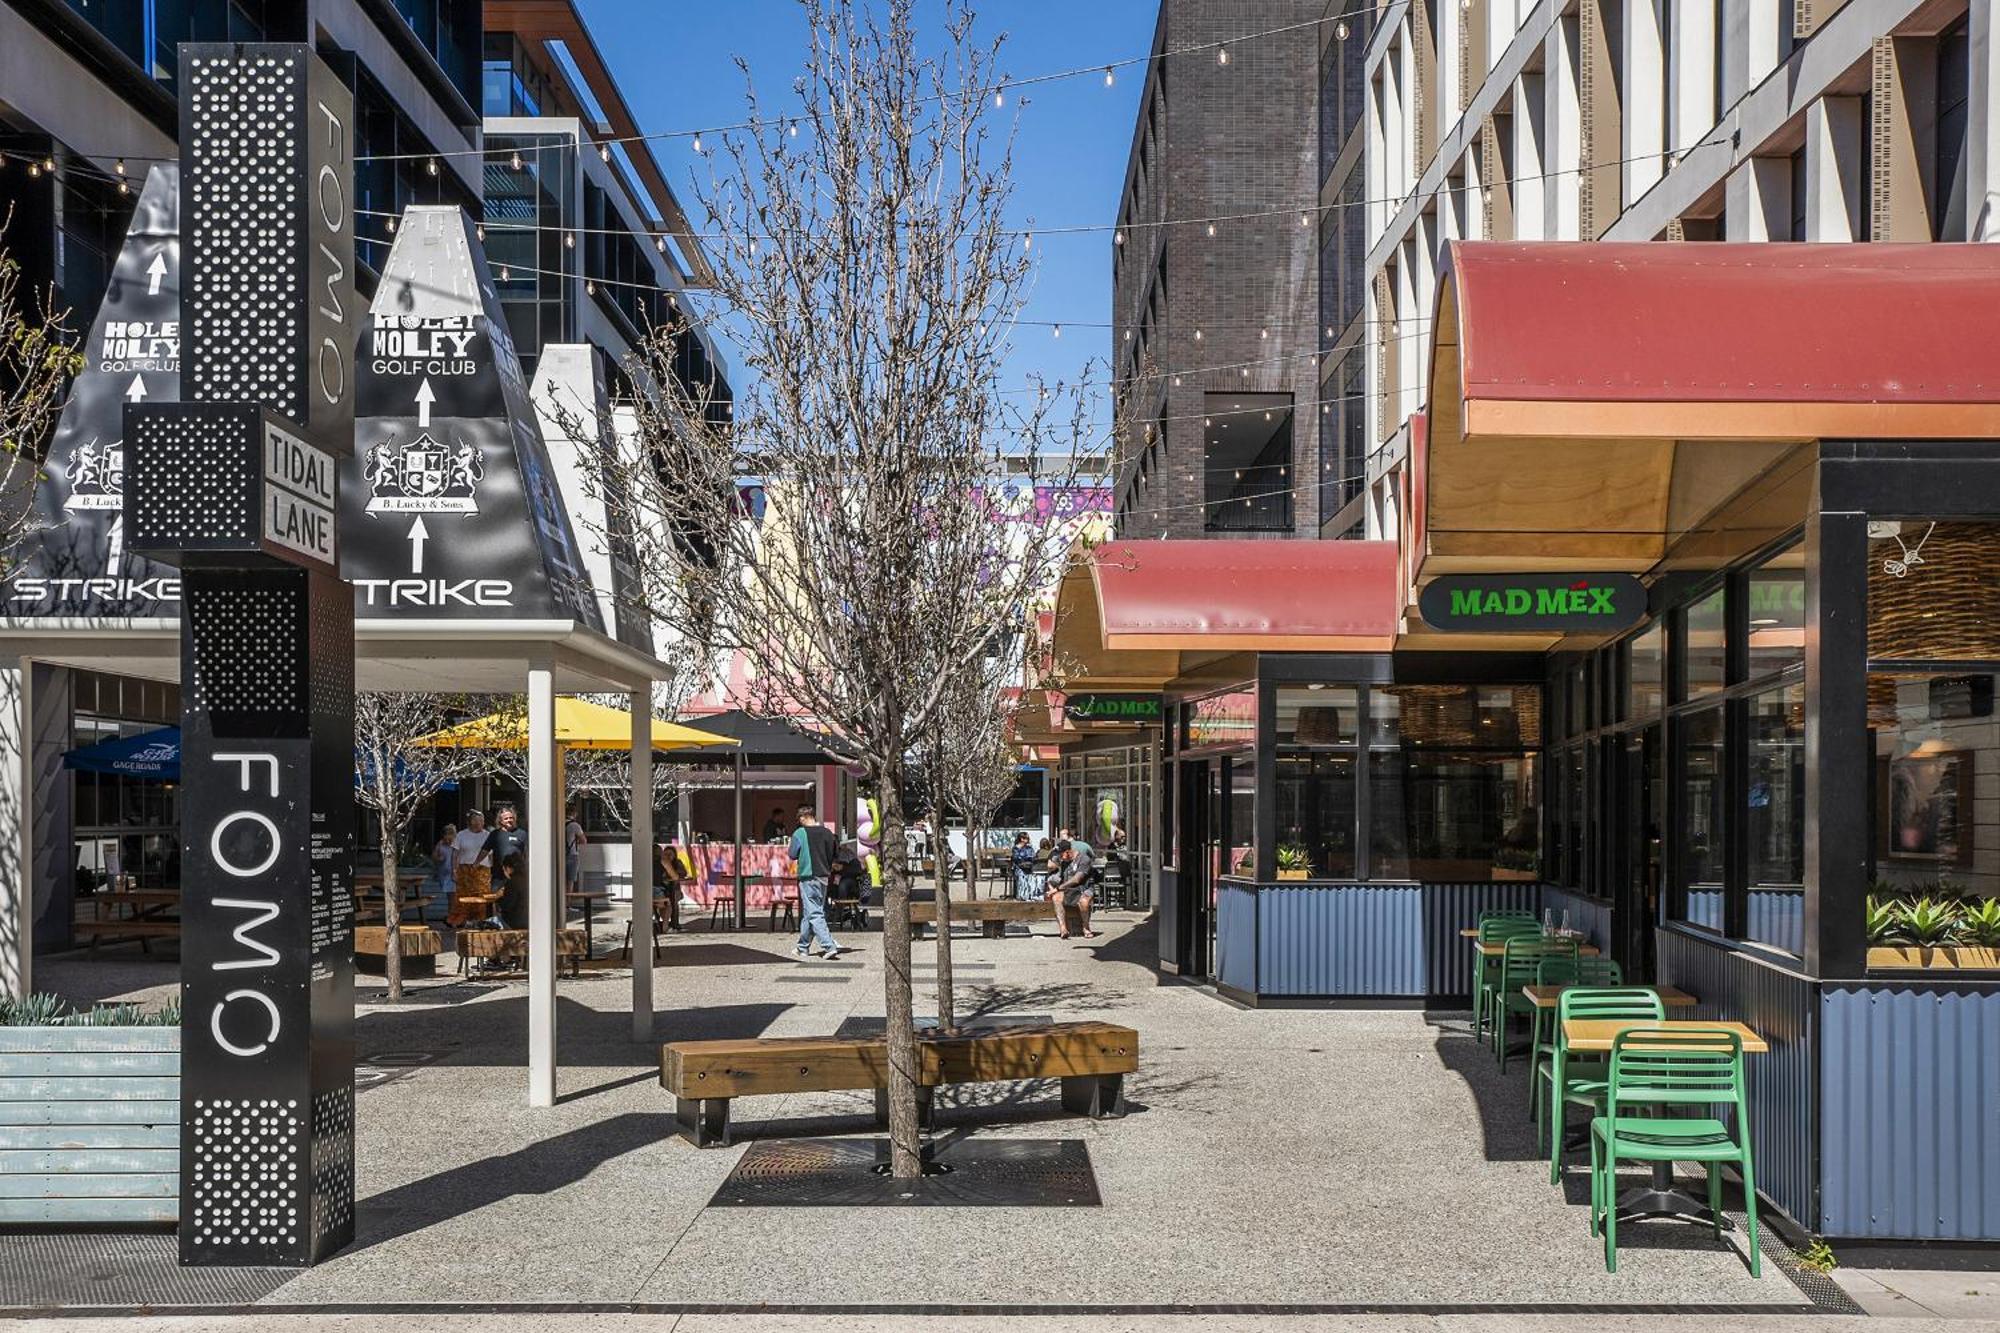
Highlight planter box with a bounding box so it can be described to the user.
[1274,869,1310,881]
[0,1026,180,1224]
[1868,945,2000,971]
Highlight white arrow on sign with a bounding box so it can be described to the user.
[407,515,429,574]
[145,253,168,297]
[124,375,147,402]
[414,378,436,428]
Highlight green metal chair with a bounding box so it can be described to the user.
[1589,1027,1761,1277]
[1524,956,1623,1121]
[1471,913,1542,1044]
[1492,936,1579,1069]
[1537,984,1661,1180]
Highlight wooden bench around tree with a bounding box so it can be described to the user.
[660,1021,1139,1147]
[456,927,588,976]
[354,925,443,976]
[909,898,1086,938]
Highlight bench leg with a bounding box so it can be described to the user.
[873,1085,935,1129]
[1061,1073,1126,1119]
[984,918,1009,939]
[675,1096,731,1148]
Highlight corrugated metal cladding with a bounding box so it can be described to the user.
[1215,883,1259,995]
[1540,886,1612,953]
[1420,882,1543,1000]
[1656,928,1818,1231]
[1258,885,1423,995]
[1821,985,2000,1241]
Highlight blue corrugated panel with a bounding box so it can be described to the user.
[1821,985,2000,1240]
[1656,929,1817,1230]
[1258,885,1423,996]
[1215,882,1259,995]
[1540,886,1613,953]
[1420,882,1543,999]
[1746,890,1805,956]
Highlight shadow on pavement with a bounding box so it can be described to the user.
[353,997,795,1067]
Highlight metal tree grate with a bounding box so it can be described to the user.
[711,1137,1101,1208]
[0,1232,296,1309]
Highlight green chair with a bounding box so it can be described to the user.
[1538,984,1661,1180]
[1524,956,1624,1121]
[1492,936,1579,1068]
[1589,1027,1761,1277]
[1471,913,1541,1044]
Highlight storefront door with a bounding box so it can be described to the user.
[1617,725,1663,980]
[1177,758,1215,979]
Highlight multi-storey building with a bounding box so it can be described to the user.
[0,0,483,329]
[1111,0,1374,541]
[1363,0,1998,536]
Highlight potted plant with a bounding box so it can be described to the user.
[1275,844,1312,881]
[0,995,181,1224]
[1867,888,2000,971]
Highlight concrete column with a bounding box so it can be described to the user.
[527,666,557,1108]
[1805,96,1865,241]
[1623,0,1668,203]
[1726,155,1792,239]
[0,659,28,999]
[1513,75,1547,238]
[1487,0,1516,82]
[1394,243,1420,428]
[1968,0,2000,240]
[1742,0,1783,92]
[1545,18,1583,240]
[630,691,654,1043]
[1671,0,1719,153]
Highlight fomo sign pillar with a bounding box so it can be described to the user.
[123,44,357,1267]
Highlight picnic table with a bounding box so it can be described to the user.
[73,888,181,951]
[1560,1016,1769,1227]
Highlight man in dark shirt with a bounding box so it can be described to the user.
[1044,839,1100,940]
[486,804,530,929]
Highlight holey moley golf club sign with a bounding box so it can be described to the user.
[122,44,358,1267]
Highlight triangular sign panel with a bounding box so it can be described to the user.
[344,205,603,626]
[7,164,182,617]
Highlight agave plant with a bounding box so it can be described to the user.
[0,993,69,1026]
[1275,843,1312,873]
[1958,897,2000,949]
[1865,895,1901,945]
[1897,896,1963,948]
[0,993,179,1027]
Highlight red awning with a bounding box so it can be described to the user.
[1444,242,2000,440]
[1084,540,1401,652]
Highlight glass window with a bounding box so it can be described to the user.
[1370,752,1540,882]
[1565,663,1589,735]
[1871,672,1993,891]
[1203,393,1294,533]
[1747,556,1805,677]
[1275,752,1356,880]
[1186,689,1256,749]
[1745,683,1805,953]
[1683,586,1728,697]
[1226,757,1257,877]
[1373,685,1540,748]
[1626,624,1664,720]
[1868,521,2000,661]
[1677,707,1726,930]
[1563,747,1585,886]
[1275,686,1358,745]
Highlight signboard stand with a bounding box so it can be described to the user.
[122,44,358,1268]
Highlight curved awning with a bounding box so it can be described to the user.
[1420,241,2000,576]
[1055,540,1401,688]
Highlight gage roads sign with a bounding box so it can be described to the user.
[1418,573,1648,633]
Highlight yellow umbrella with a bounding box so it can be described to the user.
[411,697,737,751]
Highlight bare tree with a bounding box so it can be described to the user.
[557,0,1099,1176]
[0,226,83,561]
[353,693,491,1001]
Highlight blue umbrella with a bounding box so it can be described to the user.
[62,726,181,780]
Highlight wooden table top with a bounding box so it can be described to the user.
[1522,983,1696,1009]
[1561,1018,1769,1054]
[85,890,181,906]
[1474,938,1598,957]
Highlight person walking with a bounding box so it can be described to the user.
[564,803,587,899]
[788,804,842,961]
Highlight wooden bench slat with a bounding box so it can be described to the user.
[0,1196,178,1224]
[0,1124,179,1150]
[0,1148,179,1174]
[909,899,1053,924]
[0,1172,178,1199]
[662,1023,1139,1098]
[923,1023,1139,1083]
[0,1100,179,1127]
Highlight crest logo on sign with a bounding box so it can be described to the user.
[63,439,125,510]
[363,431,482,513]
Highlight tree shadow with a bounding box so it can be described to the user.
[351,997,795,1068]
[957,980,1131,1017]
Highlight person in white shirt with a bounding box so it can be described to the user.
[449,811,493,926]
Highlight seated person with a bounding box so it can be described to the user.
[497,850,530,931]
[652,842,688,933]
[1043,839,1100,940]
[826,841,868,927]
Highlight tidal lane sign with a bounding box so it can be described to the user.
[1418,573,1648,634]
[1064,693,1163,723]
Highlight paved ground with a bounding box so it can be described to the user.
[20,905,2000,1328]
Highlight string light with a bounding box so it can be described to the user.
[599,142,611,162]
[1260,327,1269,339]
[27,163,39,178]
[565,232,575,248]
[692,132,704,154]
[1300,211,1311,227]
[1052,324,1062,339]
[386,215,397,233]
[788,121,799,137]
[113,159,125,176]
[1206,222,1217,238]
[500,265,511,280]
[993,87,1005,107]
[1173,376,1183,387]
[655,235,666,253]
[116,179,128,195]
[1217,45,1230,65]
[41,155,53,172]
[1336,18,1350,40]
[1114,229,1125,246]
[476,223,486,241]
[1024,232,1033,251]
[510,151,523,171]
[1104,66,1115,87]
[426,156,438,176]
[1194,328,1203,341]
[586,280,596,295]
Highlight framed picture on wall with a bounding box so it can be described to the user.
[1882,749,1972,865]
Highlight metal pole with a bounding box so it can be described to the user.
[733,751,746,929]
[630,694,654,1041]
[527,667,557,1107]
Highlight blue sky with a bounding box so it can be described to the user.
[582,0,1157,426]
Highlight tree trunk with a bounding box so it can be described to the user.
[967,822,979,900]
[379,818,404,1003]
[934,833,955,1033]
[877,775,924,1178]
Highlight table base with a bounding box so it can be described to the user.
[1615,1164,1733,1230]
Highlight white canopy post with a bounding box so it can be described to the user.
[527,665,557,1107]
[630,690,654,1041]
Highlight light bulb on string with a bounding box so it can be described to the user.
[1336,18,1350,39]
[993,87,1005,107]
[599,142,611,162]
[1023,232,1033,251]
[1114,229,1125,246]
[655,236,666,253]
[1193,328,1203,341]
[27,163,39,178]
[586,280,596,296]
[692,131,704,154]
[1260,327,1269,340]
[1104,66,1115,87]
[1173,376,1183,387]
[1217,45,1230,65]
[41,155,53,172]
[426,157,438,176]
[565,232,575,248]
[114,159,125,176]
[117,179,128,195]
[386,215,396,234]
[1052,324,1062,340]
[499,265,510,280]
[787,121,799,138]
[476,223,485,242]
[1206,221,1217,238]
[1301,212,1311,227]
[510,151,523,171]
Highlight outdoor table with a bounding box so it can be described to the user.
[569,888,609,958]
[1473,938,1597,958]
[1560,1017,1769,1227]
[1522,984,1696,1009]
